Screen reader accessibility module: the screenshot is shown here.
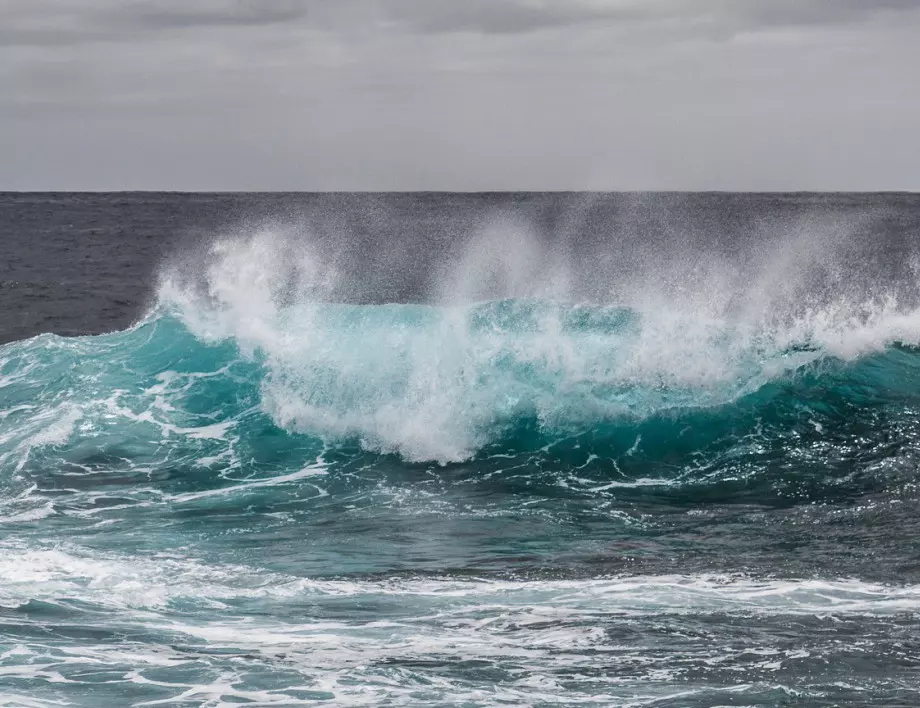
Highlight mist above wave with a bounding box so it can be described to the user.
[151,206,920,462]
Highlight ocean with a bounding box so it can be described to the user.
[2,192,920,706]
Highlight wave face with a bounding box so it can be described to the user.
[7,296,920,472]
[4,194,920,706]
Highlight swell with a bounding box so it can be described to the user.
[3,299,920,495]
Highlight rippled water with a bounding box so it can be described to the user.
[2,193,920,706]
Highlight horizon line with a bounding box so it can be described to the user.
[2,189,919,195]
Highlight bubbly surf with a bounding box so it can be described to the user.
[4,213,920,706]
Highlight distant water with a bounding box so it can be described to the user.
[2,192,920,706]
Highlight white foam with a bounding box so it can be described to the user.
[0,693,71,707]
[0,501,54,524]
[168,461,327,503]
[0,539,908,706]
[2,539,917,616]
[29,405,83,448]
[152,224,920,464]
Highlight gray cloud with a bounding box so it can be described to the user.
[381,0,920,36]
[374,0,624,35]
[1,0,919,189]
[101,0,311,31]
[5,0,920,47]
[722,0,920,28]
[0,0,312,47]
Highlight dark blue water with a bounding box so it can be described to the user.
[2,193,920,706]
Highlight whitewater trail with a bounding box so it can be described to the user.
[4,215,920,707]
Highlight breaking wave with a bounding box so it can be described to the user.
[4,229,920,475]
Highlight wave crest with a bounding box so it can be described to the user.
[153,232,920,462]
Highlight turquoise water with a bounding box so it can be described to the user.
[4,285,920,705]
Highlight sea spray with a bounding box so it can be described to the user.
[4,193,920,706]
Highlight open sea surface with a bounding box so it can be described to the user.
[2,192,920,706]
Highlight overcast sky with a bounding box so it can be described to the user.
[2,0,919,190]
